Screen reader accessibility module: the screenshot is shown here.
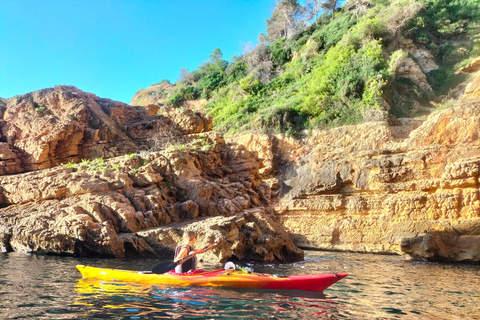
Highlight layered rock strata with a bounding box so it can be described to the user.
[233,97,480,263]
[4,60,480,264]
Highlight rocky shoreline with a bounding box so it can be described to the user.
[231,58,480,263]
[0,86,302,263]
[1,57,480,264]
[234,99,480,263]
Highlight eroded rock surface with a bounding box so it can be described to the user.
[0,86,212,173]
[4,66,480,264]
[461,57,480,100]
[0,86,302,263]
[232,97,480,263]
[136,209,303,263]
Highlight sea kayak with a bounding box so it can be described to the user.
[76,265,347,292]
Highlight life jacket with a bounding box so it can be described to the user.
[174,244,197,273]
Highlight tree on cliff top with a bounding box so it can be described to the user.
[260,0,307,43]
[305,0,323,24]
[320,0,339,17]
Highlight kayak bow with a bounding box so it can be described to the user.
[76,265,347,292]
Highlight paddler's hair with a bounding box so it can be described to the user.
[183,231,196,243]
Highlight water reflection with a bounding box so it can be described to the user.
[1,251,480,319]
[0,254,82,319]
[74,278,341,319]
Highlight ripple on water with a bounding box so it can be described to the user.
[72,279,348,319]
[1,251,479,319]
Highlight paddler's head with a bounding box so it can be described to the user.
[184,231,197,246]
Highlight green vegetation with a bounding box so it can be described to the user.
[61,162,76,169]
[406,0,480,91]
[210,178,220,185]
[175,144,186,151]
[141,0,480,135]
[62,157,121,173]
[80,158,91,166]
[200,142,213,151]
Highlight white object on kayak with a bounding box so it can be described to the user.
[224,261,236,270]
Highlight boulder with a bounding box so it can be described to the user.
[401,229,480,263]
[136,209,304,263]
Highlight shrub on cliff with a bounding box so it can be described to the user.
[136,0,480,134]
[406,0,480,91]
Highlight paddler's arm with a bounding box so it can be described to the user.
[176,239,220,262]
[194,239,221,254]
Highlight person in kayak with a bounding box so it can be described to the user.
[173,231,219,273]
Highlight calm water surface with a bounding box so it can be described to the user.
[0,251,479,319]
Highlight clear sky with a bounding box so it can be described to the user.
[0,0,274,103]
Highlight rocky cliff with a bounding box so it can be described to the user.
[131,83,172,107]
[0,86,303,263]
[3,59,480,264]
[231,58,480,263]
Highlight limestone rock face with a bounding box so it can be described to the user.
[395,57,433,92]
[0,88,302,263]
[405,97,480,149]
[401,229,480,263]
[0,143,22,175]
[7,70,480,264]
[459,57,480,74]
[130,83,172,107]
[0,86,212,173]
[399,38,439,73]
[234,97,480,262]
[0,145,293,260]
[130,83,208,113]
[228,133,274,176]
[460,57,480,100]
[1,87,134,171]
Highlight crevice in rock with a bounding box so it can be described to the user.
[3,240,13,253]
[4,243,13,252]
[0,227,13,252]
[123,241,158,259]
[74,240,115,258]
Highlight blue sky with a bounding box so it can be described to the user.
[0,0,274,103]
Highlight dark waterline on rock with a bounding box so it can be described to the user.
[1,251,479,319]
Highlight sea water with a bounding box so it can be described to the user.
[0,251,479,319]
